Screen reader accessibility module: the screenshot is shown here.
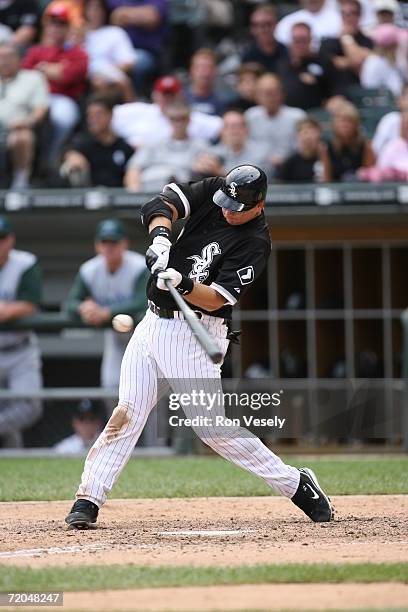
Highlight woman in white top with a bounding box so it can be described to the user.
[360,24,406,96]
[83,0,136,101]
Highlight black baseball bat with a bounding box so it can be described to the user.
[165,281,223,364]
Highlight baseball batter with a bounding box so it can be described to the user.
[66,165,333,528]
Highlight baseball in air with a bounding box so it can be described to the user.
[112,314,134,332]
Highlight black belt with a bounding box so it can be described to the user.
[0,337,30,353]
[148,301,203,320]
[148,301,240,343]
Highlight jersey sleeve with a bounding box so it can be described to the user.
[210,238,270,306]
[161,176,223,220]
[64,273,91,318]
[16,262,42,305]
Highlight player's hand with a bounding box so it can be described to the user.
[156,268,182,290]
[146,236,171,274]
[79,299,110,326]
[156,269,194,295]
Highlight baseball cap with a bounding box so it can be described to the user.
[153,76,182,95]
[95,218,126,242]
[374,0,398,13]
[73,399,105,420]
[0,216,13,238]
[371,23,400,47]
[44,2,71,24]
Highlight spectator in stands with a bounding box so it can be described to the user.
[322,101,375,181]
[0,216,43,448]
[245,73,306,172]
[125,101,205,191]
[372,84,408,155]
[375,110,408,177]
[167,0,206,69]
[65,218,148,391]
[276,22,335,111]
[22,2,88,166]
[276,116,325,182]
[0,42,49,189]
[370,0,408,80]
[320,0,373,94]
[60,95,134,187]
[374,0,400,26]
[54,399,105,454]
[107,0,167,90]
[192,110,272,180]
[241,3,288,73]
[112,75,222,148]
[275,0,341,47]
[226,63,265,112]
[184,48,225,116]
[360,24,405,97]
[83,0,136,103]
[0,0,40,48]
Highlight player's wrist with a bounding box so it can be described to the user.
[149,225,172,243]
[177,275,194,295]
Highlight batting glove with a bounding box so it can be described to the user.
[146,236,172,274]
[157,268,194,295]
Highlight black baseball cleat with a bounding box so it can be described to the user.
[65,499,99,529]
[291,467,333,522]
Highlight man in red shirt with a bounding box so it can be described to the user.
[22,2,88,166]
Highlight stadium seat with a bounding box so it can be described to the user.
[347,85,397,111]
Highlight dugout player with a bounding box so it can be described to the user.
[65,219,149,392]
[0,216,42,447]
[66,166,333,528]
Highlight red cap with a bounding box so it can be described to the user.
[44,2,71,23]
[153,76,182,95]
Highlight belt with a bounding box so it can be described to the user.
[0,337,30,353]
[148,300,203,320]
[148,301,240,343]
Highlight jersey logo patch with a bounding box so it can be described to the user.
[187,242,221,283]
[237,266,254,285]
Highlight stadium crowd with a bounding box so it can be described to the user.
[1,0,408,190]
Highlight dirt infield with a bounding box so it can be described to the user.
[0,495,407,568]
[1,496,407,611]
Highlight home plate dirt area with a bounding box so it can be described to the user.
[1,496,407,610]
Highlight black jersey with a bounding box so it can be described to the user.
[145,176,271,319]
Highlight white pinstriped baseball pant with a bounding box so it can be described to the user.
[76,309,300,507]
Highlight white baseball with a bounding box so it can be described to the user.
[112,314,134,333]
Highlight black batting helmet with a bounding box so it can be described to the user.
[213,165,267,212]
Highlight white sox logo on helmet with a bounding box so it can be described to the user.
[228,182,238,198]
[187,242,221,282]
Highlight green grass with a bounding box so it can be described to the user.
[0,456,407,502]
[1,563,407,591]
